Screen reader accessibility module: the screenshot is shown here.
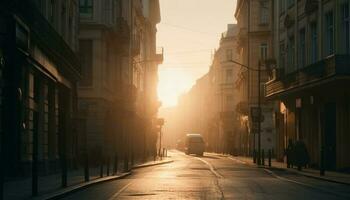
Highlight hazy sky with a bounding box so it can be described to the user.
[157,0,237,108]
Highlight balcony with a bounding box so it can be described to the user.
[154,47,164,64]
[265,55,350,99]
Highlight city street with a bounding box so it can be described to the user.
[61,150,350,200]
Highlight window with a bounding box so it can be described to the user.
[260,43,268,61]
[226,69,233,83]
[287,36,295,72]
[79,40,93,86]
[287,0,294,8]
[298,28,306,68]
[260,1,269,24]
[310,22,318,63]
[325,12,334,56]
[79,0,93,18]
[279,42,285,69]
[226,49,233,61]
[280,0,286,14]
[342,3,350,54]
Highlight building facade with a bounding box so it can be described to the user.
[266,0,350,170]
[0,0,80,176]
[234,0,276,156]
[208,24,241,154]
[78,0,162,165]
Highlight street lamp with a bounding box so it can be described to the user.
[156,118,165,157]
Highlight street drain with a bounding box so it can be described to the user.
[127,193,156,196]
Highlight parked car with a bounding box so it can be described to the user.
[185,134,205,156]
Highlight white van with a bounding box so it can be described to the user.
[185,134,205,156]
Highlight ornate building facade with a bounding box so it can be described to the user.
[266,0,350,170]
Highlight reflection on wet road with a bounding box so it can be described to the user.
[62,150,350,200]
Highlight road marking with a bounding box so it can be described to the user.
[264,169,350,199]
[227,157,247,164]
[195,157,223,178]
[108,181,134,200]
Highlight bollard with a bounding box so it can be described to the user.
[268,149,272,167]
[124,153,129,172]
[262,149,265,166]
[106,157,110,176]
[320,147,325,176]
[163,148,165,158]
[253,150,256,163]
[100,159,104,178]
[131,152,134,167]
[84,153,90,182]
[114,154,118,175]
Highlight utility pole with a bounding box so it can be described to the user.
[257,61,262,166]
[247,0,254,161]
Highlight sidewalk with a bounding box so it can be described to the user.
[231,156,350,185]
[3,157,173,200]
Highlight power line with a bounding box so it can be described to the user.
[160,23,219,37]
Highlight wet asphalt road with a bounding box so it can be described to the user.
[61,150,350,200]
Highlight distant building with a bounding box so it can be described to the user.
[174,73,212,148]
[0,0,80,175]
[208,24,241,154]
[266,0,350,170]
[234,0,276,156]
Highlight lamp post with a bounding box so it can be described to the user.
[156,118,165,157]
[221,59,269,166]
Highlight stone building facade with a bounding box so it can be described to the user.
[208,24,241,154]
[0,0,80,176]
[266,0,350,170]
[234,0,276,156]
[78,0,162,164]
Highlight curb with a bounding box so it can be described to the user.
[282,168,350,186]
[230,156,350,186]
[34,159,174,200]
[132,159,174,169]
[35,172,131,200]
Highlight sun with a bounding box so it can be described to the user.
[157,68,194,108]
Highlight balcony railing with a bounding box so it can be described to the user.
[265,55,350,98]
